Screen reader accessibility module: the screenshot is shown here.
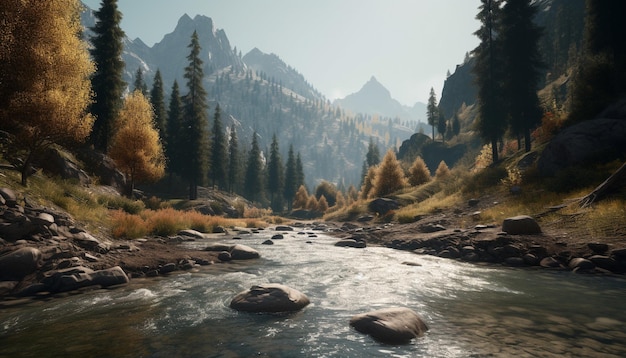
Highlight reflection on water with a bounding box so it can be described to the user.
[1,232,625,357]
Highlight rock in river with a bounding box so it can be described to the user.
[350,307,429,344]
[230,283,310,313]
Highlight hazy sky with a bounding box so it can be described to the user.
[83,0,481,105]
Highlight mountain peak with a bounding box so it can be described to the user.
[361,76,390,98]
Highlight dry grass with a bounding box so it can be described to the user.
[111,207,267,239]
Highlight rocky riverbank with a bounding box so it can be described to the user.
[326,199,626,276]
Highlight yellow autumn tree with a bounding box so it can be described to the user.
[317,195,329,213]
[109,91,165,197]
[293,185,309,209]
[408,156,431,186]
[371,149,407,197]
[0,0,94,185]
[435,160,451,179]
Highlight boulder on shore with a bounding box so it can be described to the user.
[502,215,541,235]
[230,283,310,313]
[0,247,42,279]
[350,307,429,344]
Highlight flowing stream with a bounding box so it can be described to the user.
[1,230,626,357]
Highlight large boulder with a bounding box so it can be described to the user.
[368,198,399,216]
[0,247,42,279]
[204,243,260,260]
[538,116,626,176]
[230,283,310,313]
[502,215,541,235]
[350,307,429,344]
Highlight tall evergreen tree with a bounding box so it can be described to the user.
[267,134,284,212]
[568,0,626,124]
[295,152,305,189]
[89,0,126,152]
[283,144,298,211]
[209,104,228,189]
[472,0,507,163]
[166,80,182,175]
[133,67,148,96]
[227,125,240,194]
[182,31,209,200]
[426,87,439,140]
[365,137,381,167]
[244,132,264,203]
[500,0,543,153]
[150,69,167,138]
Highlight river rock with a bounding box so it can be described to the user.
[218,251,232,261]
[540,256,561,268]
[178,229,206,240]
[230,283,310,313]
[349,307,429,344]
[271,234,284,240]
[569,257,595,271]
[335,239,366,248]
[501,215,541,235]
[42,265,129,293]
[230,244,260,260]
[0,247,42,279]
[275,226,293,231]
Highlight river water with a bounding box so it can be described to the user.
[1,230,625,357]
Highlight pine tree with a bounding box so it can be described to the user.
[244,132,264,203]
[267,134,284,212]
[166,80,183,176]
[371,150,407,198]
[227,125,240,194]
[500,0,543,153]
[150,69,167,138]
[182,31,209,200]
[209,104,227,189]
[568,0,626,124]
[366,137,381,167]
[283,144,298,211]
[109,91,165,197]
[427,87,439,140]
[473,0,507,163]
[295,152,305,189]
[133,67,148,96]
[360,165,377,200]
[0,0,95,185]
[89,0,126,152]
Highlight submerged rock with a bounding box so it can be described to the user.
[350,307,429,344]
[230,283,310,313]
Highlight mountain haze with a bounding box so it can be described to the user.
[81,2,414,188]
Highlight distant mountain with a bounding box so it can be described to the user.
[333,76,426,123]
[242,48,321,101]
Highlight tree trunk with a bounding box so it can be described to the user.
[579,162,626,207]
[524,128,532,153]
[491,138,499,163]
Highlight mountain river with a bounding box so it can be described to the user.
[1,230,625,357]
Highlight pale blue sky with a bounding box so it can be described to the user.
[82,0,480,105]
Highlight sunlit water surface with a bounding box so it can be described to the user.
[1,232,626,357]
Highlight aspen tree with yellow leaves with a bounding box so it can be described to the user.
[0,0,95,186]
[371,149,407,198]
[109,91,165,197]
[408,156,431,186]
